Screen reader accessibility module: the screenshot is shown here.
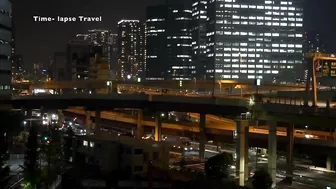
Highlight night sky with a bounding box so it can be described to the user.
[11,0,336,70]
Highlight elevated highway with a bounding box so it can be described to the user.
[12,80,306,91]
[64,108,336,146]
[3,93,336,128]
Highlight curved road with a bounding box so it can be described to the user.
[64,108,336,141]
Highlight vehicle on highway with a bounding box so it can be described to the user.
[118,132,135,137]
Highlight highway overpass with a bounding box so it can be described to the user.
[12,80,306,91]
[63,108,336,150]
[4,93,336,127]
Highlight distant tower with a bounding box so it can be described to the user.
[117,20,145,80]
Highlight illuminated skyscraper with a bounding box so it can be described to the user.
[191,0,208,80]
[166,1,193,81]
[117,20,145,80]
[206,0,304,83]
[145,5,168,80]
[145,1,193,81]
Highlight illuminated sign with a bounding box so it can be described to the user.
[315,61,336,77]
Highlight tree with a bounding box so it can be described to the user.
[22,125,40,188]
[63,127,74,165]
[251,169,272,189]
[205,152,233,181]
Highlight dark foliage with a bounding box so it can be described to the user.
[251,169,272,189]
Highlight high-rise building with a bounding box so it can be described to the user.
[145,5,168,80]
[117,20,145,80]
[0,0,12,97]
[191,0,208,80]
[108,33,118,78]
[145,1,193,81]
[66,40,91,81]
[166,1,193,81]
[88,29,110,56]
[206,0,304,83]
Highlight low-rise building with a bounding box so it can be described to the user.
[72,133,170,177]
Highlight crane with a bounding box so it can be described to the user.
[305,52,336,107]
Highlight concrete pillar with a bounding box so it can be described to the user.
[268,120,277,188]
[199,113,206,161]
[236,119,249,186]
[137,109,144,139]
[154,112,162,141]
[95,109,101,135]
[326,156,333,171]
[286,124,294,181]
[85,111,92,135]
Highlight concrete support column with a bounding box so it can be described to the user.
[286,124,294,181]
[199,113,206,161]
[154,112,162,141]
[95,109,101,135]
[326,156,333,171]
[236,119,249,186]
[137,109,144,139]
[85,111,92,135]
[268,120,277,188]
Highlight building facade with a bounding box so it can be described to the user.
[73,134,170,176]
[117,20,145,80]
[206,0,304,83]
[166,2,193,81]
[0,0,12,97]
[66,40,91,81]
[108,33,118,78]
[145,1,193,81]
[191,0,208,80]
[145,5,168,81]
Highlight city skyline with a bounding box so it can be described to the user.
[12,0,336,71]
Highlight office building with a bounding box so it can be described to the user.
[117,20,145,80]
[108,33,118,78]
[66,40,91,81]
[145,5,168,80]
[145,1,193,81]
[206,0,304,83]
[72,133,170,176]
[88,29,110,56]
[166,2,193,81]
[191,0,208,80]
[0,0,12,97]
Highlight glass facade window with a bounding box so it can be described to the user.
[206,0,304,83]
